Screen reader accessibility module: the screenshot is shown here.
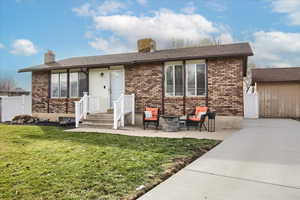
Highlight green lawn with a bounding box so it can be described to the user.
[0,124,219,200]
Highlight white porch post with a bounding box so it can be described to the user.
[131,94,135,125]
[113,102,118,129]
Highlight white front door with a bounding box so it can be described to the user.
[110,70,124,107]
[89,69,110,113]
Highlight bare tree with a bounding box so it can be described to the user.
[0,77,17,91]
[166,37,220,49]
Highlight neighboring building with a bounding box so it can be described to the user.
[19,39,253,128]
[0,88,30,96]
[252,67,300,118]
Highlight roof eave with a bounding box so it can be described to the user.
[18,52,253,73]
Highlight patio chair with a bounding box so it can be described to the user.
[143,107,160,130]
[186,106,208,131]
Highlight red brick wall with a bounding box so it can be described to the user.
[31,71,79,114]
[32,56,244,116]
[207,57,244,116]
[125,63,163,113]
[125,57,244,116]
[32,71,49,113]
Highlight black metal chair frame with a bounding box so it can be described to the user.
[186,110,207,131]
[143,108,160,130]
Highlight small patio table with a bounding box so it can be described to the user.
[161,115,180,132]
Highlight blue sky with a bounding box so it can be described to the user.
[1,0,300,90]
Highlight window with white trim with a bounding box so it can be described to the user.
[51,72,67,98]
[186,63,206,96]
[165,64,184,96]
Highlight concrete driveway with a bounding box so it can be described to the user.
[139,119,300,200]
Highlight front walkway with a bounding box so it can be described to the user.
[138,119,300,200]
[66,126,236,141]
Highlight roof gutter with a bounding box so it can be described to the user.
[18,53,254,73]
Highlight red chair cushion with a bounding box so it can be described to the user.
[188,117,201,122]
[195,106,208,116]
[145,107,159,120]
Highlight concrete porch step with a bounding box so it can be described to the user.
[83,118,114,124]
[80,121,113,129]
[87,113,113,118]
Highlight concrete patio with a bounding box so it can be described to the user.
[65,126,237,140]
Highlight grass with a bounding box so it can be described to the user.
[0,124,219,200]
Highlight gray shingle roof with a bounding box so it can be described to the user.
[19,42,253,72]
[252,67,300,83]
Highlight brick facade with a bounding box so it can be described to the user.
[32,56,244,117]
[207,57,244,116]
[32,71,79,114]
[32,71,49,113]
[124,57,244,116]
[125,63,163,113]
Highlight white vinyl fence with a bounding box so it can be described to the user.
[0,95,32,122]
[244,91,259,119]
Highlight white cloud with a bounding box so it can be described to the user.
[271,0,300,25]
[0,43,4,49]
[98,0,125,15]
[89,36,130,53]
[252,31,300,67]
[10,39,38,56]
[91,9,232,52]
[72,3,93,16]
[202,0,227,12]
[181,2,196,14]
[73,1,125,16]
[136,0,147,6]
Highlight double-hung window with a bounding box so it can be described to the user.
[51,72,67,98]
[164,60,206,97]
[69,71,88,97]
[165,63,184,96]
[186,61,206,96]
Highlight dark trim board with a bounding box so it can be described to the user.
[205,59,209,107]
[47,71,51,113]
[161,63,165,115]
[183,60,186,115]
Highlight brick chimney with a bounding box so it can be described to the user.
[137,38,156,53]
[44,50,55,64]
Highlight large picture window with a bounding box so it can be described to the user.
[186,63,206,96]
[165,64,184,96]
[51,72,67,98]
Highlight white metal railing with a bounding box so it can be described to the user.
[113,93,135,129]
[75,93,87,127]
[75,92,135,129]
